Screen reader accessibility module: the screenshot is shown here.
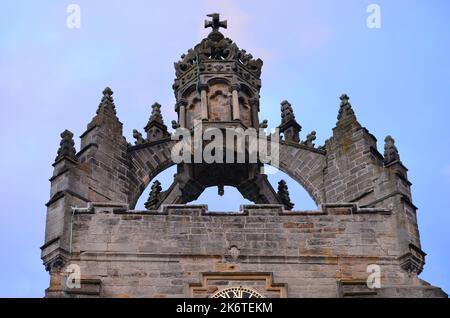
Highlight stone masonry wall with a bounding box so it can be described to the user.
[63,204,446,298]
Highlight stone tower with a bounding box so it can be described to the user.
[41,14,446,298]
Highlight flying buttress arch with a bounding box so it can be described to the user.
[127,139,326,209]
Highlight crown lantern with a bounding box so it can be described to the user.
[173,13,263,131]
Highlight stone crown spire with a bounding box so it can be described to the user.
[384,135,401,165]
[55,129,77,162]
[96,87,117,115]
[174,14,263,78]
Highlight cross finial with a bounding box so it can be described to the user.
[204,13,227,32]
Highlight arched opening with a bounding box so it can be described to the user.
[135,166,177,210]
[129,141,326,210]
[134,164,317,211]
[263,164,318,210]
[190,186,253,211]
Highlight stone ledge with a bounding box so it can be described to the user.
[72,202,129,214]
[45,190,90,207]
[338,280,378,298]
[74,202,392,216]
[79,124,98,139]
[65,278,102,296]
[361,191,417,210]
[40,236,60,251]
[73,252,397,265]
[76,142,99,157]
[49,168,69,182]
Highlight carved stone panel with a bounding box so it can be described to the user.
[208,83,231,121]
[189,272,287,298]
[239,96,252,127]
[186,94,201,128]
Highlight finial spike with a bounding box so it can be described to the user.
[340,94,350,105]
[144,102,169,141]
[149,102,164,124]
[281,100,296,123]
[97,86,117,115]
[337,93,355,121]
[278,100,302,143]
[103,87,113,97]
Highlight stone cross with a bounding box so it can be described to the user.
[204,13,227,32]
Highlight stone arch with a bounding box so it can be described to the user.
[181,84,197,99]
[127,139,176,208]
[274,142,326,206]
[239,83,255,98]
[206,77,231,87]
[127,139,326,209]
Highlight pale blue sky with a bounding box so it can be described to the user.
[0,0,449,297]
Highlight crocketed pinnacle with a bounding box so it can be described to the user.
[55,129,77,162]
[384,135,401,164]
[145,180,162,210]
[147,103,164,125]
[96,87,117,115]
[337,94,355,121]
[280,100,296,124]
[277,179,294,211]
